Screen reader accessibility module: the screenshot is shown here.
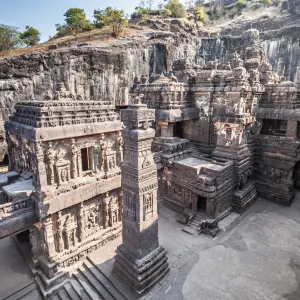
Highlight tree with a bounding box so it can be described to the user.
[94,7,128,37]
[0,25,22,51]
[20,26,41,46]
[56,8,92,36]
[196,7,208,22]
[236,0,247,10]
[164,0,187,17]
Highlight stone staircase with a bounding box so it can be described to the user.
[182,213,202,235]
[3,282,38,300]
[53,256,132,300]
[182,212,220,237]
[189,143,204,159]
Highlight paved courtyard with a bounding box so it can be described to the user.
[1,194,300,300]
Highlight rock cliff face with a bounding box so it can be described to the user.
[0,26,198,120]
[0,11,300,159]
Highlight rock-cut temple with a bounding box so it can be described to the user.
[0,28,299,298]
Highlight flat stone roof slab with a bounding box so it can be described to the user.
[176,157,225,172]
[3,179,34,200]
[0,171,18,185]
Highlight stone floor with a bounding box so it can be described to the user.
[2,194,300,300]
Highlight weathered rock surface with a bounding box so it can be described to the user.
[0,9,299,160]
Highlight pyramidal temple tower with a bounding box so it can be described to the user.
[114,96,169,295]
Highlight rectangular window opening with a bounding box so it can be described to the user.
[260,119,287,136]
[81,147,93,172]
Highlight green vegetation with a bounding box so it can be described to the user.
[55,8,92,36]
[251,3,262,10]
[0,25,22,51]
[236,0,247,10]
[196,7,208,22]
[0,24,40,51]
[94,7,128,37]
[261,0,272,5]
[20,26,41,46]
[164,0,187,18]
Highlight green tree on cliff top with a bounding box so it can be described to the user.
[164,0,187,18]
[56,8,92,35]
[94,7,128,37]
[20,26,41,46]
[0,25,22,51]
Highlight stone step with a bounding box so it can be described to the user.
[58,287,71,300]
[182,226,199,235]
[88,257,135,300]
[52,294,62,300]
[64,281,81,300]
[76,267,104,300]
[80,261,114,300]
[3,282,37,300]
[72,271,95,300]
[86,257,129,300]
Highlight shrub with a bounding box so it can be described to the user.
[236,0,247,10]
[94,7,128,37]
[164,0,187,18]
[196,7,208,22]
[261,0,272,5]
[251,3,262,10]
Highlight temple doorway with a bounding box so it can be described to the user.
[173,121,184,138]
[197,196,207,213]
[16,229,30,244]
[294,161,300,190]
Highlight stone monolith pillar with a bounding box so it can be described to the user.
[114,97,169,295]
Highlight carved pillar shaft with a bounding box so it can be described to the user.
[77,151,82,176]
[114,100,169,295]
[29,226,42,262]
[78,203,85,241]
[34,142,47,190]
[43,216,56,260]
[56,212,64,253]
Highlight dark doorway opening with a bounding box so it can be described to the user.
[173,121,184,138]
[197,196,207,212]
[294,161,300,190]
[16,229,30,244]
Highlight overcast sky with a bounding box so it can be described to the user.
[0,0,166,42]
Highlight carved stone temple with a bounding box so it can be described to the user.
[1,84,124,296]
[0,27,300,298]
[114,97,169,295]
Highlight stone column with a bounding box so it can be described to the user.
[77,149,82,176]
[29,225,43,263]
[114,100,169,296]
[71,138,78,178]
[56,212,64,252]
[42,216,56,260]
[34,141,48,190]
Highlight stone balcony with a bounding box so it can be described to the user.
[152,137,192,167]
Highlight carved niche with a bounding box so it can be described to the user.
[143,192,153,221]
[54,147,71,186]
[108,195,120,226]
[63,214,77,250]
[125,191,136,221]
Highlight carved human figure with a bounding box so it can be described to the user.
[99,134,106,172]
[117,131,124,167]
[141,74,149,84]
[71,138,78,178]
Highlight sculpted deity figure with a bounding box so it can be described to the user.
[169,72,178,83]
[141,74,149,84]
[230,51,243,69]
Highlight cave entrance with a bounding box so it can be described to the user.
[173,121,184,138]
[197,196,207,213]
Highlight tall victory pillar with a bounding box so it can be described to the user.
[114,97,169,295]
